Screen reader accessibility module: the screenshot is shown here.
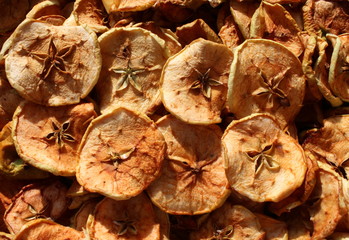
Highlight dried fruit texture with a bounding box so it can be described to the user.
[101,0,156,13]
[303,0,349,36]
[26,0,62,20]
[255,214,288,240]
[0,232,11,240]
[0,67,22,130]
[328,34,349,102]
[176,19,221,47]
[73,198,99,231]
[161,38,233,125]
[36,15,67,26]
[218,14,243,50]
[4,181,69,234]
[0,0,29,33]
[4,19,101,106]
[222,114,307,202]
[228,39,305,129]
[12,101,96,176]
[230,0,259,39]
[77,108,165,200]
[263,0,302,3]
[96,27,168,115]
[0,122,50,179]
[72,0,109,33]
[67,180,100,209]
[88,193,160,240]
[306,162,346,240]
[13,219,84,240]
[250,1,304,57]
[189,203,265,240]
[147,115,230,215]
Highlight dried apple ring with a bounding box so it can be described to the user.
[4,180,69,234]
[147,115,230,215]
[13,219,84,240]
[77,107,165,200]
[189,203,265,240]
[160,38,233,125]
[4,19,101,106]
[12,101,97,176]
[88,193,160,240]
[96,27,168,115]
[228,39,305,129]
[222,113,307,202]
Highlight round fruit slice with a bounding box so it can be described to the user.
[96,27,168,115]
[161,38,233,125]
[26,0,62,20]
[228,39,305,129]
[88,193,160,240]
[147,115,230,215]
[189,203,265,240]
[77,107,165,200]
[4,19,101,106]
[4,180,69,234]
[13,219,84,240]
[222,113,307,202]
[12,101,97,176]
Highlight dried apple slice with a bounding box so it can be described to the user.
[0,0,29,33]
[96,27,168,115]
[0,232,11,240]
[218,14,243,50]
[67,180,100,209]
[189,203,265,240]
[12,101,96,176]
[227,39,305,129]
[147,115,230,215]
[13,219,84,240]
[4,19,101,106]
[328,34,349,102]
[255,214,288,240]
[250,1,304,57]
[77,107,165,200]
[222,113,307,202]
[101,0,156,13]
[161,38,233,125]
[73,198,100,231]
[26,0,62,20]
[4,180,69,234]
[88,193,160,240]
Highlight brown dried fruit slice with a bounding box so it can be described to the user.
[102,0,156,13]
[12,101,96,176]
[250,1,304,57]
[73,198,100,231]
[147,115,230,215]
[26,0,62,20]
[13,219,84,240]
[77,107,165,200]
[0,122,51,179]
[96,27,168,115]
[218,14,243,50]
[72,0,109,33]
[0,232,12,240]
[161,38,233,125]
[255,214,288,240]
[4,19,101,106]
[4,180,69,234]
[227,39,305,129]
[67,180,100,209]
[222,114,307,202]
[88,193,160,240]
[328,34,349,102]
[189,203,265,240]
[176,19,221,46]
[0,0,29,33]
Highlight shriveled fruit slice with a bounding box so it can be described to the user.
[88,193,160,240]
[4,19,101,106]
[227,39,305,129]
[26,0,62,20]
[0,232,11,240]
[218,13,243,50]
[189,203,265,240]
[77,107,165,200]
[101,0,156,13]
[72,0,109,33]
[13,219,84,240]
[12,101,97,176]
[161,38,233,125]
[175,19,221,46]
[147,115,230,215]
[36,15,67,26]
[0,122,50,179]
[222,114,307,202]
[250,1,304,57]
[328,34,349,102]
[0,0,29,33]
[73,198,100,231]
[67,180,100,209]
[303,0,349,36]
[96,27,168,115]
[4,180,69,234]
[255,214,288,240]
